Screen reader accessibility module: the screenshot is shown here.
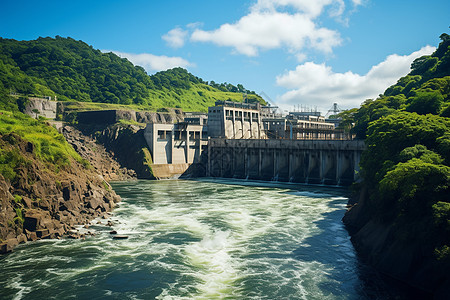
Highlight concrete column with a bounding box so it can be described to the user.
[170,127,174,164]
[207,137,211,177]
[319,150,324,183]
[259,148,262,179]
[151,124,156,164]
[245,148,249,178]
[257,112,261,139]
[185,129,190,163]
[232,110,236,139]
[241,111,244,139]
[249,112,253,139]
[198,133,202,161]
[336,150,341,184]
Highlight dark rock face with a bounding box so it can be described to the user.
[97,125,155,179]
[62,126,136,181]
[343,187,450,299]
[72,124,155,179]
[0,133,121,254]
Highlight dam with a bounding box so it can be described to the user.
[138,100,366,184]
[207,139,366,186]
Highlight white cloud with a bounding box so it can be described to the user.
[295,53,307,62]
[107,51,194,73]
[162,27,188,48]
[275,46,435,111]
[186,22,203,30]
[189,0,360,57]
[191,11,341,56]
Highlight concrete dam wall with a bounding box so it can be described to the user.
[207,139,366,186]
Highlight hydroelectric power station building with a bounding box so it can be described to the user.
[207,100,266,139]
[143,100,363,183]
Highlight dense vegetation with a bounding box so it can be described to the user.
[352,33,450,138]
[0,36,265,112]
[346,33,450,265]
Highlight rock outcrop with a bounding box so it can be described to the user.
[62,125,136,181]
[75,123,156,179]
[343,186,450,299]
[0,133,121,254]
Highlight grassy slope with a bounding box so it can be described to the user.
[147,85,245,112]
[0,111,86,181]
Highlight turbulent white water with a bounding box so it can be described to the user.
[0,179,403,299]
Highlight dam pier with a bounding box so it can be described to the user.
[207,139,365,186]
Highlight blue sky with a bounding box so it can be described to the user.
[1,0,449,113]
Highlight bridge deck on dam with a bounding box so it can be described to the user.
[207,139,366,186]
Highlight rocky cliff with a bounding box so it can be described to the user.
[343,186,450,299]
[0,132,121,254]
[74,123,156,179]
[62,125,136,181]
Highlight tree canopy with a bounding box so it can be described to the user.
[349,34,450,139]
[0,36,266,111]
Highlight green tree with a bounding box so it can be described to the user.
[361,112,450,182]
[406,90,444,114]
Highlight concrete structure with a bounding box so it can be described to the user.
[142,101,357,180]
[184,112,208,126]
[76,109,184,125]
[260,105,282,119]
[23,98,57,119]
[207,100,265,139]
[263,111,350,140]
[207,138,365,186]
[143,121,208,178]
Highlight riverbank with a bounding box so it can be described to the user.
[343,185,450,299]
[0,131,121,254]
[1,112,174,254]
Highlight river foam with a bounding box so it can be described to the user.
[0,179,403,299]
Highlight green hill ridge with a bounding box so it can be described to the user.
[0,36,265,112]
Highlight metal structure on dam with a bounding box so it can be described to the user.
[206,138,366,186]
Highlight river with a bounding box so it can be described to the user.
[0,179,409,299]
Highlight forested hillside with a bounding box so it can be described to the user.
[0,36,265,112]
[352,33,450,138]
[343,33,450,296]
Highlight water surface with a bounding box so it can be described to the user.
[0,179,404,299]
